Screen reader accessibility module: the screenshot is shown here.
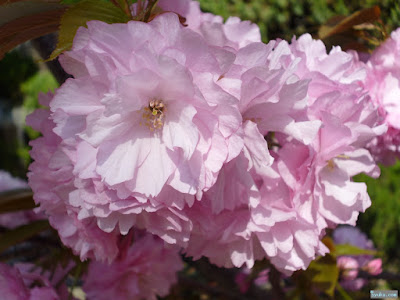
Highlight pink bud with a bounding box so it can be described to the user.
[365,258,382,275]
[337,257,359,280]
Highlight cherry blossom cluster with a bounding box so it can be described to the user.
[358,28,400,165]
[0,262,60,300]
[28,0,387,280]
[83,232,183,300]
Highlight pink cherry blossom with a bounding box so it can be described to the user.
[0,263,59,300]
[0,263,30,300]
[53,12,243,234]
[198,33,383,273]
[27,93,119,263]
[156,0,261,50]
[29,10,245,260]
[15,262,75,300]
[361,28,400,164]
[83,232,183,300]
[27,1,385,277]
[365,258,382,276]
[271,35,382,230]
[337,256,359,280]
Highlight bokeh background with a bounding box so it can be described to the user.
[1,0,400,297]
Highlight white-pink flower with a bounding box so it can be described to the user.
[27,93,119,262]
[190,33,383,274]
[337,256,359,280]
[362,27,400,165]
[27,0,383,277]
[53,12,244,236]
[157,0,261,50]
[28,9,246,258]
[57,12,242,197]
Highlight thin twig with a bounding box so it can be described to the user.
[358,270,400,281]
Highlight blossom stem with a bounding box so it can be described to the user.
[358,270,400,281]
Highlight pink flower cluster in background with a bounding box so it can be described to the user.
[83,232,183,300]
[0,262,60,300]
[333,226,382,290]
[0,170,27,191]
[26,0,396,293]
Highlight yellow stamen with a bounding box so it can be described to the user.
[140,99,166,131]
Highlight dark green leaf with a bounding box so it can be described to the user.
[110,0,132,17]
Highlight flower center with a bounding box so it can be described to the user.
[140,99,166,131]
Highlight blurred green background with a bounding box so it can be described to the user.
[199,0,400,42]
[1,0,399,295]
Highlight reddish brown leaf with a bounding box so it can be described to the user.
[318,6,381,39]
[0,1,63,26]
[0,0,59,5]
[0,7,66,59]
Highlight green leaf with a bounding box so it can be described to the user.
[0,220,50,253]
[48,0,130,60]
[110,0,132,17]
[305,254,339,297]
[334,243,378,257]
[0,188,36,213]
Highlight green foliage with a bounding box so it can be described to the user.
[333,243,378,257]
[355,162,400,268]
[18,71,58,167]
[0,50,38,106]
[307,254,339,297]
[293,254,339,298]
[0,49,38,177]
[20,70,58,112]
[20,71,58,140]
[198,0,400,42]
